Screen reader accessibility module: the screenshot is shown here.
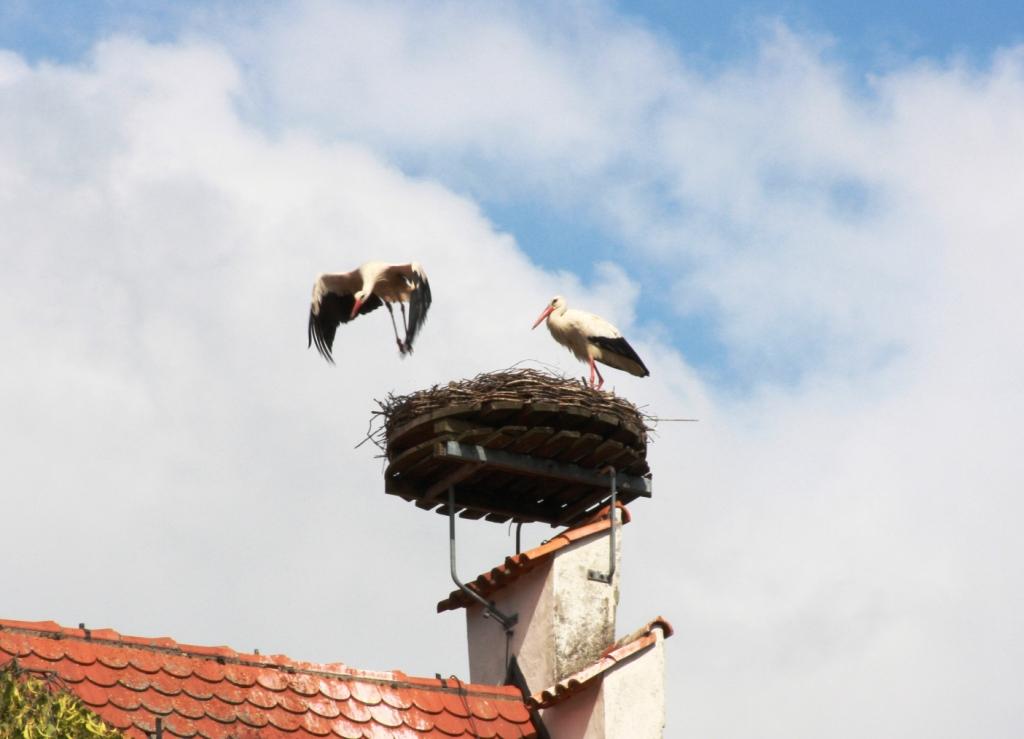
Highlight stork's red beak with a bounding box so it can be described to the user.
[532,305,554,329]
[350,297,364,319]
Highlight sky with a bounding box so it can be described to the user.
[1,1,1023,737]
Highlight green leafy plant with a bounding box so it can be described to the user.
[0,659,125,739]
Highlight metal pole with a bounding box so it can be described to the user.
[587,467,617,584]
[448,486,518,632]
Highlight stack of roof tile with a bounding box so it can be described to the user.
[0,619,536,738]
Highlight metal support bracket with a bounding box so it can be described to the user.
[587,467,617,585]
[448,486,518,632]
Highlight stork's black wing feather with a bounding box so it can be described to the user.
[404,270,432,351]
[308,292,382,364]
[588,335,650,376]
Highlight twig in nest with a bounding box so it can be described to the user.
[368,367,653,453]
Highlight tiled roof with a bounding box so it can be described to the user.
[528,618,673,709]
[0,619,537,738]
[437,503,632,613]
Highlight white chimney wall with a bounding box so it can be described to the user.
[464,513,622,690]
[540,630,669,739]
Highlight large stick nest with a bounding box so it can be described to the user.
[372,368,651,452]
[369,367,653,525]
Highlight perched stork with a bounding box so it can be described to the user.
[532,295,649,390]
[308,261,431,363]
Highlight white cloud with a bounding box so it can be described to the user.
[2,5,1024,738]
[0,30,659,672]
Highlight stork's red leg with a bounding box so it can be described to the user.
[385,302,407,355]
[588,357,597,388]
[399,302,412,354]
[595,364,605,391]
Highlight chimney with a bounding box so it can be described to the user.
[444,505,625,689]
[379,370,670,738]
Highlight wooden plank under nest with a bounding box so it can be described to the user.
[507,426,555,455]
[533,429,582,460]
[386,402,482,452]
[384,446,651,525]
[478,400,525,426]
[561,432,605,464]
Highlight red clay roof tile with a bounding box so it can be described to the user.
[440,687,471,718]
[140,691,174,715]
[32,637,66,661]
[97,649,131,669]
[367,701,405,728]
[378,684,413,710]
[299,711,333,736]
[235,706,269,728]
[76,680,109,707]
[0,632,30,656]
[267,709,305,731]
[338,696,373,723]
[471,717,500,739]
[256,669,290,691]
[245,686,277,710]
[0,618,537,739]
[211,682,245,705]
[182,680,215,701]
[432,707,472,736]
[349,679,383,705]
[127,651,161,674]
[437,503,632,612]
[495,696,532,724]
[330,717,365,738]
[301,694,338,720]
[147,669,183,695]
[411,689,446,714]
[60,660,88,683]
[277,691,309,714]
[400,705,434,731]
[318,679,351,702]
[88,662,122,687]
[468,697,499,721]
[108,685,144,710]
[163,714,198,737]
[172,693,206,720]
[103,705,135,731]
[223,664,257,687]
[288,673,321,697]
[164,655,194,678]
